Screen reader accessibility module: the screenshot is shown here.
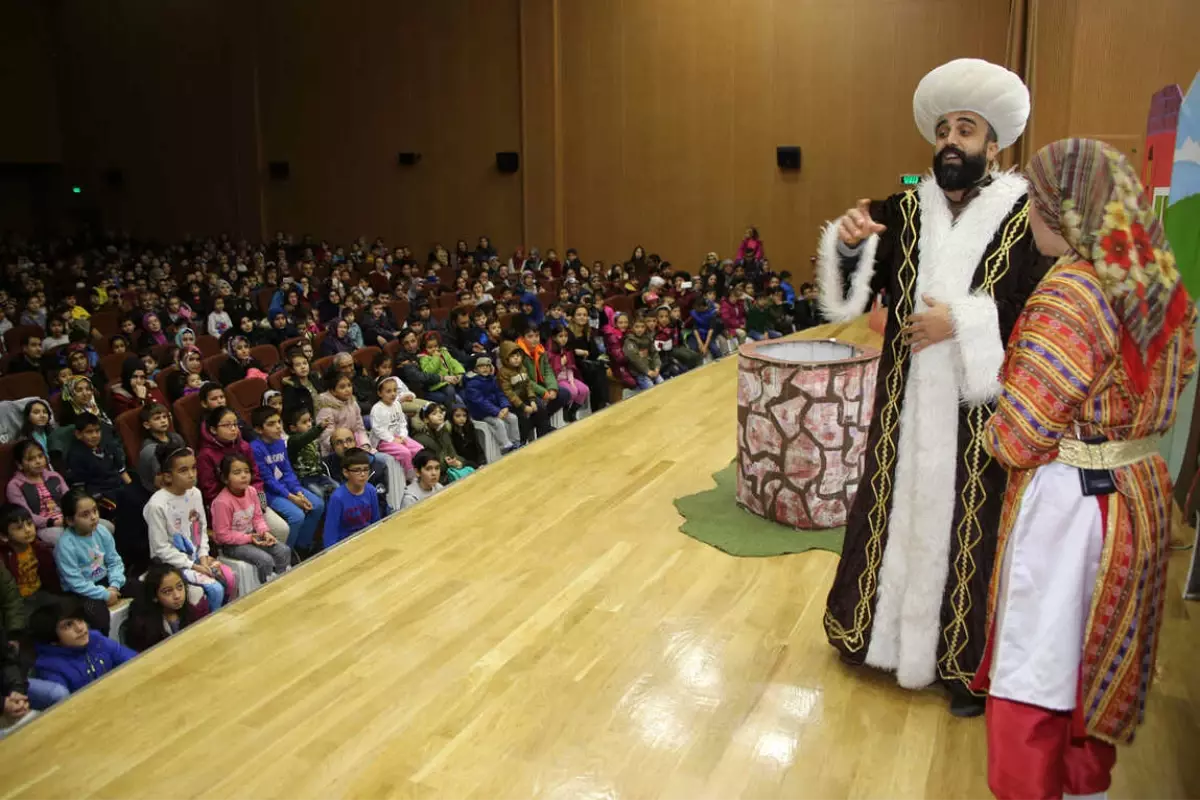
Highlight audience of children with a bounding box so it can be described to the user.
[0,228,805,698]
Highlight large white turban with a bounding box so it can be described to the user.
[912,58,1030,149]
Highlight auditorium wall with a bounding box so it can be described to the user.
[7,0,1196,282]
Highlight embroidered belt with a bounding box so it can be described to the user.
[1055,437,1160,470]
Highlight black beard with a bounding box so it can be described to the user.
[933,146,988,191]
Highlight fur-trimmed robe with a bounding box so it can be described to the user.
[819,172,1047,692]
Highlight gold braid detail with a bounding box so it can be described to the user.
[825,190,919,650]
[937,199,1030,688]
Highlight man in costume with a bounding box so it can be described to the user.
[817,58,1047,716]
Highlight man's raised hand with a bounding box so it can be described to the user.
[838,199,887,246]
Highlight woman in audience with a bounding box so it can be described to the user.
[564,304,609,413]
[109,357,168,416]
[139,312,169,350]
[218,335,268,385]
[173,326,197,352]
[320,318,355,357]
[167,345,210,403]
[59,375,112,432]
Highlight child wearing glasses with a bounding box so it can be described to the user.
[323,448,380,547]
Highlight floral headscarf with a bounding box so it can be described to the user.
[1025,138,1189,394]
[176,344,204,375]
[64,374,111,426]
[227,335,251,364]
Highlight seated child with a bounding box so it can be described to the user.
[653,305,703,376]
[65,412,132,502]
[417,332,466,403]
[281,351,323,418]
[602,310,637,389]
[52,489,131,633]
[145,444,235,612]
[497,341,552,442]
[0,505,61,615]
[324,428,391,514]
[369,377,425,480]
[6,440,99,548]
[719,287,749,345]
[414,404,475,483]
[371,352,426,431]
[286,408,337,500]
[212,453,295,575]
[19,400,55,461]
[745,290,783,341]
[687,296,724,360]
[30,597,136,694]
[516,326,571,418]
[124,563,201,652]
[136,403,187,493]
[323,447,381,547]
[546,324,590,421]
[462,356,520,453]
[448,406,485,469]
[623,315,665,391]
[400,451,445,510]
[250,406,324,553]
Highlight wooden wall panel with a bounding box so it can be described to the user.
[1027,0,1199,165]
[51,0,241,238]
[256,0,522,254]
[0,0,61,165]
[556,0,1011,278]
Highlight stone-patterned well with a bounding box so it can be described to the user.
[736,339,880,530]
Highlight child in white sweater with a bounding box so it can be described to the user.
[368,377,424,481]
[143,444,235,611]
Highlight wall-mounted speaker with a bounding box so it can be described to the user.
[397,152,421,166]
[496,152,520,173]
[268,161,290,181]
[776,146,802,171]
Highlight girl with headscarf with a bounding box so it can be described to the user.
[319,318,355,357]
[110,356,168,416]
[139,312,169,349]
[174,326,197,351]
[167,345,210,403]
[977,139,1196,800]
[219,335,268,385]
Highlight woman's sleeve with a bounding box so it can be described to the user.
[984,273,1098,470]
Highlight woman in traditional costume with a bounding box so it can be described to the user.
[979,138,1196,799]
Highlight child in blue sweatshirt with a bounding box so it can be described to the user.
[687,295,723,359]
[323,448,380,547]
[249,406,324,553]
[31,596,136,694]
[52,488,131,634]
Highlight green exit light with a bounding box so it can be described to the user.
[900,174,922,186]
[71,186,81,194]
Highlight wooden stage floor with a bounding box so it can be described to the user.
[1,319,1198,799]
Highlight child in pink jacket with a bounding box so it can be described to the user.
[210,453,293,581]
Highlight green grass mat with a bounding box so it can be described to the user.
[674,463,845,558]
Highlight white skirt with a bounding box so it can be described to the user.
[989,462,1105,711]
